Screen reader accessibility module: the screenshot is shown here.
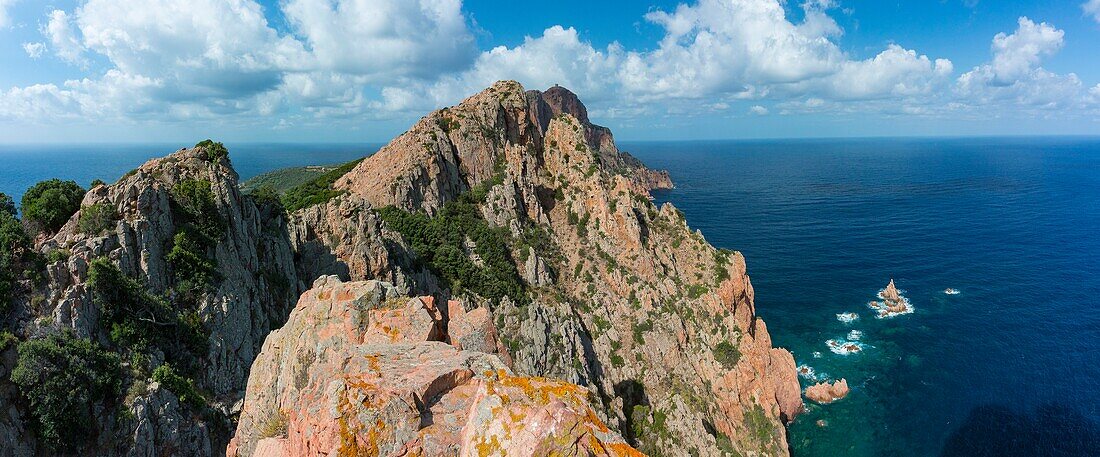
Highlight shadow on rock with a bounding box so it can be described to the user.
[941,403,1100,457]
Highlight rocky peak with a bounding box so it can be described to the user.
[285,82,800,456]
[883,279,900,302]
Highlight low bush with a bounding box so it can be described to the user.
[713,340,741,369]
[77,202,117,235]
[151,363,205,409]
[21,179,85,234]
[11,332,121,452]
[0,207,32,313]
[88,258,208,368]
[194,139,229,164]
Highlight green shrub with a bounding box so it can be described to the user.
[686,283,708,300]
[90,179,107,188]
[11,332,121,452]
[0,192,14,216]
[194,139,229,164]
[170,179,224,240]
[166,229,219,293]
[0,330,18,350]
[280,159,362,212]
[88,258,208,367]
[45,249,69,264]
[632,319,653,345]
[77,202,117,235]
[713,340,741,369]
[248,184,283,210]
[21,179,85,233]
[0,210,31,313]
[151,363,205,408]
[377,200,526,306]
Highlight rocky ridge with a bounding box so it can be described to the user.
[0,81,801,456]
[285,81,802,455]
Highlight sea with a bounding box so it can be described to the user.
[3,137,1099,456]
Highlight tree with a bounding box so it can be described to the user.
[11,332,121,452]
[0,192,14,217]
[0,209,31,313]
[21,179,85,233]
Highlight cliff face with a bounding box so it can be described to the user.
[0,146,299,456]
[285,81,801,456]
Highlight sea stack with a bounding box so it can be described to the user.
[805,379,851,404]
[883,279,901,302]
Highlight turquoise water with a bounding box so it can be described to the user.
[627,137,1100,456]
[3,138,1099,455]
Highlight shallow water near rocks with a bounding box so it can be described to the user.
[629,137,1100,456]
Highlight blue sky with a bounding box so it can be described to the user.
[0,0,1098,143]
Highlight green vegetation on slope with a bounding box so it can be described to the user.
[11,332,121,452]
[279,159,363,212]
[240,165,340,194]
[20,179,85,234]
[377,197,527,306]
[0,192,33,315]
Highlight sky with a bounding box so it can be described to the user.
[0,0,1098,143]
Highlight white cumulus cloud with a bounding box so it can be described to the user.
[1084,0,1100,24]
[22,42,46,59]
[956,17,1092,111]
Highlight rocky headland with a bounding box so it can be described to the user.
[0,82,801,456]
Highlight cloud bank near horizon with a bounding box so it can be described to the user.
[1,0,1098,140]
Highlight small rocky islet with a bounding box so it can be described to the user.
[0,82,807,456]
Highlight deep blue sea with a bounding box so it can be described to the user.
[628,137,1100,457]
[3,138,1099,456]
[0,143,379,205]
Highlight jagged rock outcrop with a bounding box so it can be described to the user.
[805,379,850,404]
[1,145,300,456]
[883,279,900,303]
[289,81,801,456]
[230,276,639,456]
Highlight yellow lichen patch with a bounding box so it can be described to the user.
[337,395,381,457]
[318,290,332,300]
[583,407,611,433]
[491,369,588,406]
[365,354,381,372]
[475,434,502,457]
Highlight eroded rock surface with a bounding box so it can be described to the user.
[229,276,639,456]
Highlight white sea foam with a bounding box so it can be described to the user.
[847,330,863,341]
[797,364,817,380]
[826,338,865,355]
[944,288,960,295]
[836,312,860,323]
[812,351,823,359]
[868,296,914,318]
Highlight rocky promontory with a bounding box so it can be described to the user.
[0,82,800,456]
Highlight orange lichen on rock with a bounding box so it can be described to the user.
[230,277,641,457]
